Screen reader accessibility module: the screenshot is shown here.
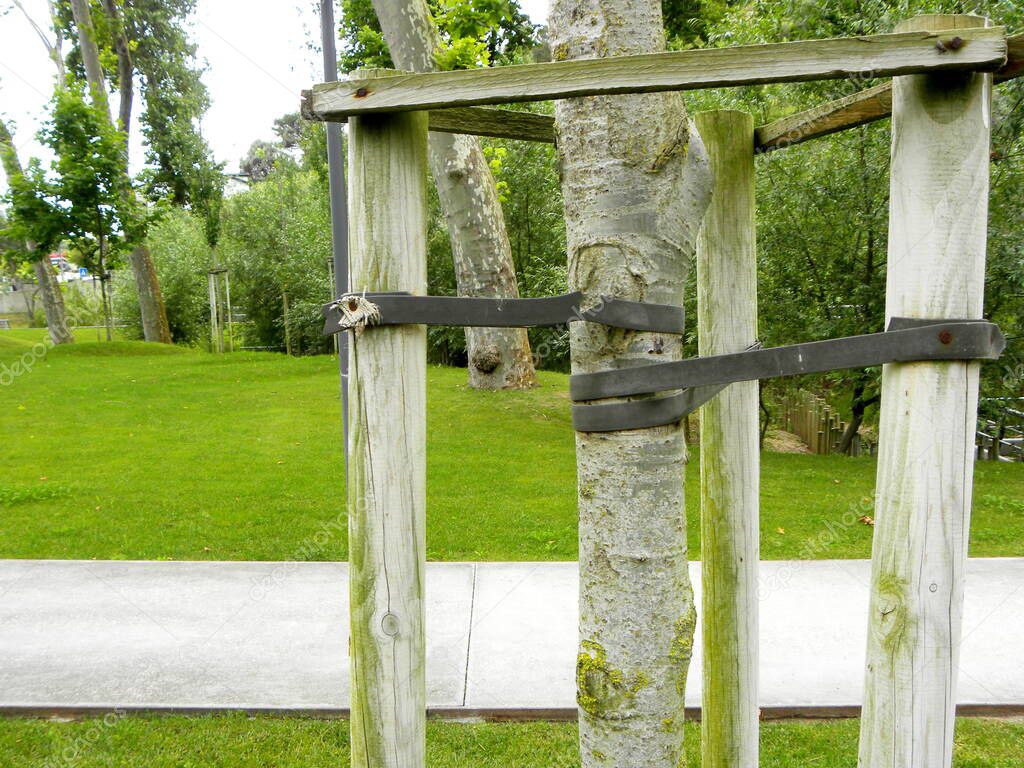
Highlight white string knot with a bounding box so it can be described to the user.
[332,293,381,336]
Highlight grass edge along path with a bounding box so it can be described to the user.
[0,715,1022,767]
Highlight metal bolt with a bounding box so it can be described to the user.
[938,330,953,345]
[936,36,965,53]
[929,583,938,593]
[355,87,369,98]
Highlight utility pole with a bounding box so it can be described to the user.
[321,0,350,459]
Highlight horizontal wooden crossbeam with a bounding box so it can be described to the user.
[756,32,1023,153]
[309,106,557,144]
[306,27,1006,119]
[755,83,894,152]
[301,31,1019,152]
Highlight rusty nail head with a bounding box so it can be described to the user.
[938,330,953,345]
[354,87,369,98]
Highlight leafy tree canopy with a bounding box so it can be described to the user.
[338,0,538,71]
[54,0,224,240]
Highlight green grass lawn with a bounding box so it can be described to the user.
[0,716,1021,767]
[1,330,1022,561]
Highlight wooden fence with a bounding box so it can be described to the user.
[782,390,876,456]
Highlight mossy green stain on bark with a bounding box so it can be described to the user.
[669,605,697,697]
[576,639,651,718]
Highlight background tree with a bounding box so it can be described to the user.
[344,0,540,389]
[55,0,221,343]
[0,116,74,345]
[114,207,212,344]
[218,166,333,355]
[25,85,137,337]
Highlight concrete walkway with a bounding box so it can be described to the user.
[1,559,1022,717]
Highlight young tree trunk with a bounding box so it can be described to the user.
[0,118,74,345]
[550,2,712,766]
[69,0,171,344]
[370,0,537,389]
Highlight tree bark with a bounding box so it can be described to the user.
[550,2,712,766]
[370,0,537,389]
[99,0,134,138]
[70,0,171,344]
[0,118,74,345]
[32,260,75,345]
[837,376,878,455]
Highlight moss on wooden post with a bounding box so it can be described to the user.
[859,15,992,768]
[695,110,760,768]
[346,69,428,768]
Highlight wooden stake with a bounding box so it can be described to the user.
[695,110,760,768]
[346,69,428,768]
[859,15,992,768]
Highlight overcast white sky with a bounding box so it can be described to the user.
[0,0,551,194]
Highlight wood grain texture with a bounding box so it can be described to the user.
[1000,31,1024,81]
[309,27,1005,117]
[755,32,1019,153]
[695,110,760,768]
[755,82,893,152]
[858,15,992,768]
[428,107,554,143]
[299,32,1019,148]
[346,72,428,768]
[309,105,557,144]
[756,32,1019,153]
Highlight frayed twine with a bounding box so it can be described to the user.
[331,293,381,336]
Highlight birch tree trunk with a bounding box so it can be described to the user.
[70,0,172,344]
[695,110,759,768]
[371,0,537,389]
[858,14,992,768]
[0,118,74,345]
[550,2,712,765]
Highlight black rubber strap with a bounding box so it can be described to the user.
[571,386,726,433]
[322,291,685,334]
[571,341,762,432]
[570,319,1005,432]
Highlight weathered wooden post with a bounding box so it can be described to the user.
[859,15,994,768]
[346,69,428,768]
[695,110,760,768]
